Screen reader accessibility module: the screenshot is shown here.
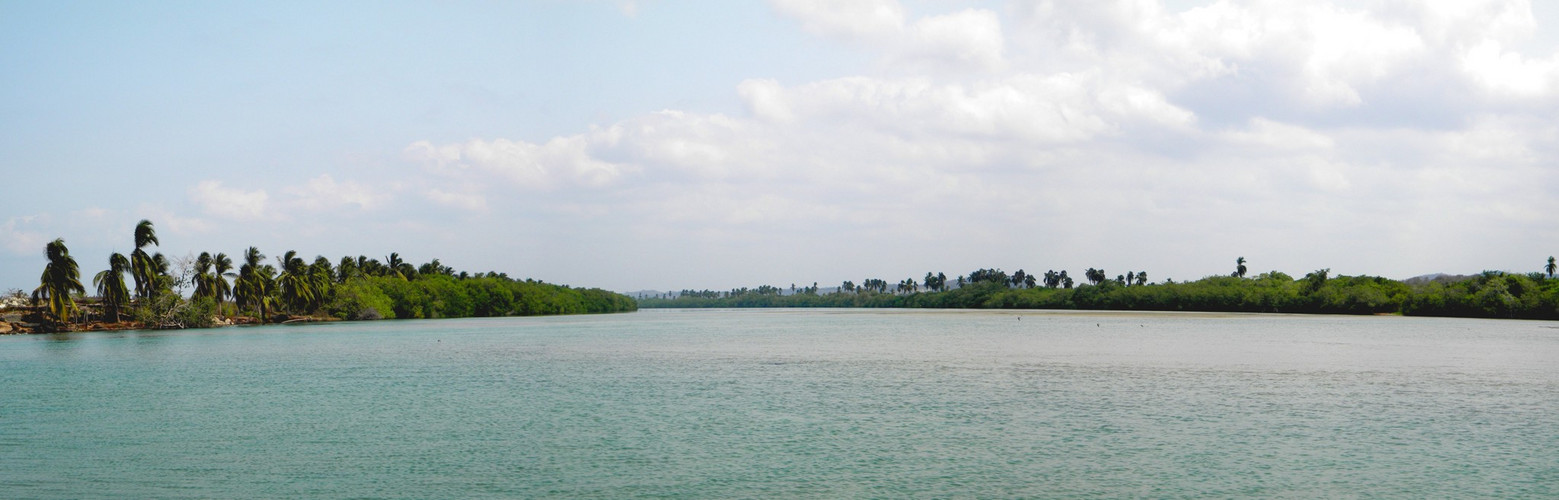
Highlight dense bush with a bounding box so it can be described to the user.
[321,275,636,321]
[325,278,397,320]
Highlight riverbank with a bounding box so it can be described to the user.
[0,308,330,334]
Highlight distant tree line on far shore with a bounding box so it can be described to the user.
[641,257,1559,320]
[11,220,636,333]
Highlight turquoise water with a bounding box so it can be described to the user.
[3,309,1557,498]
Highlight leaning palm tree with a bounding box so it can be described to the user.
[151,252,172,295]
[253,264,277,321]
[384,253,404,279]
[308,256,334,311]
[212,252,234,317]
[235,247,268,321]
[238,248,261,274]
[193,252,215,300]
[33,238,86,326]
[93,253,131,323]
[130,220,159,299]
[276,250,315,314]
[336,255,360,283]
[385,252,417,280]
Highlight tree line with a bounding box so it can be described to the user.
[641,257,1559,320]
[19,220,636,332]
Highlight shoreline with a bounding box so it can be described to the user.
[0,311,328,335]
[0,308,642,335]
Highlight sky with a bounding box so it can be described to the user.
[3,0,1559,293]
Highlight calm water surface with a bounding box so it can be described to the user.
[3,309,1557,498]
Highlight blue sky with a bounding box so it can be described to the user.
[4,0,1558,293]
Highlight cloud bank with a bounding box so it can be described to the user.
[9,0,1555,292]
[368,0,1558,287]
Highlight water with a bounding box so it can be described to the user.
[3,309,1557,498]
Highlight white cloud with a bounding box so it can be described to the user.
[904,9,1007,71]
[1223,118,1334,151]
[1,215,49,255]
[738,79,796,123]
[1011,0,1559,122]
[1291,4,1425,106]
[1405,0,1536,47]
[135,204,214,235]
[188,180,269,220]
[426,188,489,212]
[1462,40,1559,97]
[737,74,1193,144]
[593,110,760,180]
[284,174,385,211]
[405,137,632,190]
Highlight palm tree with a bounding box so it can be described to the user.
[276,250,315,314]
[337,256,360,283]
[356,255,384,277]
[130,220,159,299]
[309,256,333,311]
[33,238,85,326]
[252,264,277,320]
[235,249,258,314]
[1135,271,1148,287]
[1547,256,1556,279]
[93,253,131,323]
[151,252,172,295]
[1235,257,1248,278]
[212,253,233,317]
[193,252,215,300]
[419,258,454,277]
[235,247,276,322]
[385,252,412,280]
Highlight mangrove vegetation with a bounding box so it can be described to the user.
[641,259,1559,321]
